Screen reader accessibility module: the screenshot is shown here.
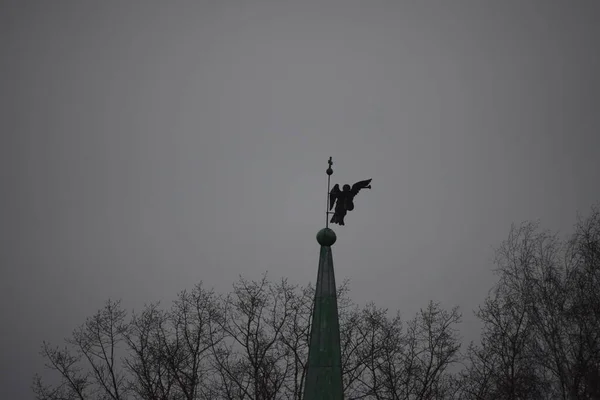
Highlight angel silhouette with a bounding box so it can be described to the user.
[329,179,372,225]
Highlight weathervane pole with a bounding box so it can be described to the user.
[326,157,333,228]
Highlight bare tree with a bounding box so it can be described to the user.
[122,284,223,400]
[460,285,545,400]
[340,302,403,399]
[122,302,177,400]
[459,205,600,400]
[340,301,462,400]
[457,341,497,400]
[277,282,314,400]
[405,301,462,400]
[165,284,223,400]
[34,276,465,400]
[33,343,91,400]
[34,299,129,400]
[209,274,299,400]
[565,205,600,399]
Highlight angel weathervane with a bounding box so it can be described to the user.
[325,157,372,226]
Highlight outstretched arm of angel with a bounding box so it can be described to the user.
[350,179,372,196]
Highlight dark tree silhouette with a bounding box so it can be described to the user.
[458,205,600,400]
[34,204,600,400]
[34,277,462,400]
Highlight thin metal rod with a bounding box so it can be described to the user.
[326,172,331,228]
[326,157,333,228]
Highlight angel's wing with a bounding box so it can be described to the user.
[350,179,372,196]
[329,184,340,210]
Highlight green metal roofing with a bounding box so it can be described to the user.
[303,233,344,400]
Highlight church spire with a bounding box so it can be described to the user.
[303,158,344,400]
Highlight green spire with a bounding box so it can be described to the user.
[303,227,344,400]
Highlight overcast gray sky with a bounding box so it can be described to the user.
[2,1,600,398]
